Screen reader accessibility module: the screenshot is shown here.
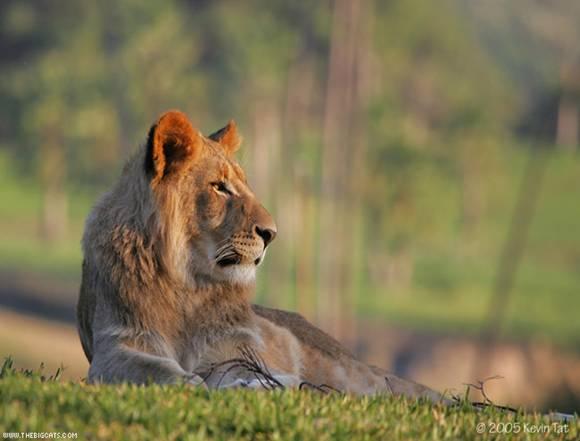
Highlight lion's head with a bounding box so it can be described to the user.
[131,110,276,285]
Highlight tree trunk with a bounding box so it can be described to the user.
[39,126,67,243]
[318,0,366,340]
[556,95,578,150]
[282,53,319,320]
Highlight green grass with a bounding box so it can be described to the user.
[1,361,578,440]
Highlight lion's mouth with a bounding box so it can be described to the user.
[215,244,265,267]
[216,254,242,267]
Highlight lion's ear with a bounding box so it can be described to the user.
[209,120,242,156]
[145,110,201,184]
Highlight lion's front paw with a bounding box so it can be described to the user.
[216,374,301,390]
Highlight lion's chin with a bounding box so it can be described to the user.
[218,263,257,285]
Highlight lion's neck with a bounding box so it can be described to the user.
[119,270,255,342]
[187,277,255,329]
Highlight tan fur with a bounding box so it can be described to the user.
[77,110,447,402]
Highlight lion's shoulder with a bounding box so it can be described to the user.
[251,304,353,360]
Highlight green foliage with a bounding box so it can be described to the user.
[1,361,578,440]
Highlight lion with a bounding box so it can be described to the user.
[77,110,446,401]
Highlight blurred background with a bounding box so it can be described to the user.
[1,0,579,412]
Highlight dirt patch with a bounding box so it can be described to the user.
[0,307,88,380]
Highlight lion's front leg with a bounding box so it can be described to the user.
[89,344,205,385]
[88,327,204,386]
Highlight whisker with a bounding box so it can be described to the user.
[215,251,237,262]
[215,247,235,260]
[214,238,231,249]
[215,242,232,254]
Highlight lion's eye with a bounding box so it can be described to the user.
[211,181,232,196]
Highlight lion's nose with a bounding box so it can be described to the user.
[255,225,277,248]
